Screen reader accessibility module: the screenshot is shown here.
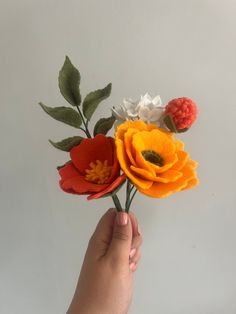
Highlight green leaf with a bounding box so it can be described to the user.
[93,115,115,136]
[58,56,81,106]
[177,127,189,133]
[39,103,82,128]
[163,114,178,133]
[49,136,84,152]
[57,161,70,170]
[82,83,112,120]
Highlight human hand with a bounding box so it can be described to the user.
[67,208,142,314]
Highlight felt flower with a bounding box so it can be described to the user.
[111,98,139,125]
[58,134,126,200]
[136,93,164,123]
[115,120,198,198]
[165,97,198,130]
[112,93,164,126]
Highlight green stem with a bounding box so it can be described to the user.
[78,127,88,136]
[125,180,132,211]
[112,194,123,212]
[126,188,138,212]
[76,105,92,138]
[130,185,135,194]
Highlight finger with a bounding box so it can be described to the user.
[129,249,141,265]
[129,262,137,272]
[129,212,139,236]
[88,208,116,257]
[131,234,143,251]
[107,211,132,264]
[129,247,137,260]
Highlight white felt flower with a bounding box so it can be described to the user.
[137,93,164,123]
[112,98,139,122]
[112,93,164,126]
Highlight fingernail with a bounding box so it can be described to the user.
[129,248,136,259]
[129,262,136,271]
[137,224,142,236]
[116,212,128,226]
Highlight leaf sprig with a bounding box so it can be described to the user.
[39,56,115,151]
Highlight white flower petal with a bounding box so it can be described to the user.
[152,95,162,106]
[149,108,164,122]
[111,108,123,120]
[138,107,150,120]
[141,93,152,106]
[112,93,164,124]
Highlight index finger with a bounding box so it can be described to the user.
[129,211,140,237]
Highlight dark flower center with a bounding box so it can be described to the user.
[142,150,164,167]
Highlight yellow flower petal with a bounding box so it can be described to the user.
[115,120,148,140]
[116,139,153,189]
[172,150,189,171]
[138,160,197,198]
[115,120,199,198]
[149,154,178,174]
[135,149,156,174]
[175,139,185,150]
[156,169,183,182]
[124,128,139,166]
[188,159,198,169]
[132,129,178,173]
[183,177,199,190]
[132,129,176,157]
[131,165,182,183]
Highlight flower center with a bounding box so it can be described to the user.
[85,160,112,184]
[142,150,164,166]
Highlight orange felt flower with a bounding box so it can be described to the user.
[58,134,126,200]
[115,120,199,198]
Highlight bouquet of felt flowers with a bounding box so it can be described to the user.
[39,57,199,212]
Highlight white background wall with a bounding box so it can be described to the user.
[0,1,236,313]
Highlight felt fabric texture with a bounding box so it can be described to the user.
[115,120,199,198]
[59,134,125,199]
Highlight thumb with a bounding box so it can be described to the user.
[87,208,116,258]
[107,211,132,263]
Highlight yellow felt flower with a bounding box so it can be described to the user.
[115,120,199,198]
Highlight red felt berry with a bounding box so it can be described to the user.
[165,97,198,130]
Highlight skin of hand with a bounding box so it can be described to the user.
[67,208,142,314]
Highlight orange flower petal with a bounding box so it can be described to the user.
[175,140,185,150]
[135,149,156,174]
[132,129,178,174]
[138,160,197,198]
[124,128,138,166]
[87,173,126,200]
[183,177,199,190]
[115,120,149,140]
[132,129,176,157]
[147,123,174,137]
[60,176,108,194]
[130,165,182,183]
[70,134,113,174]
[156,169,183,182]
[116,138,153,189]
[58,161,81,179]
[130,165,158,181]
[59,162,109,194]
[172,150,189,171]
[188,159,198,169]
[144,153,178,174]
[115,120,198,198]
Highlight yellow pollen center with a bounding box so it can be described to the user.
[85,160,112,184]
